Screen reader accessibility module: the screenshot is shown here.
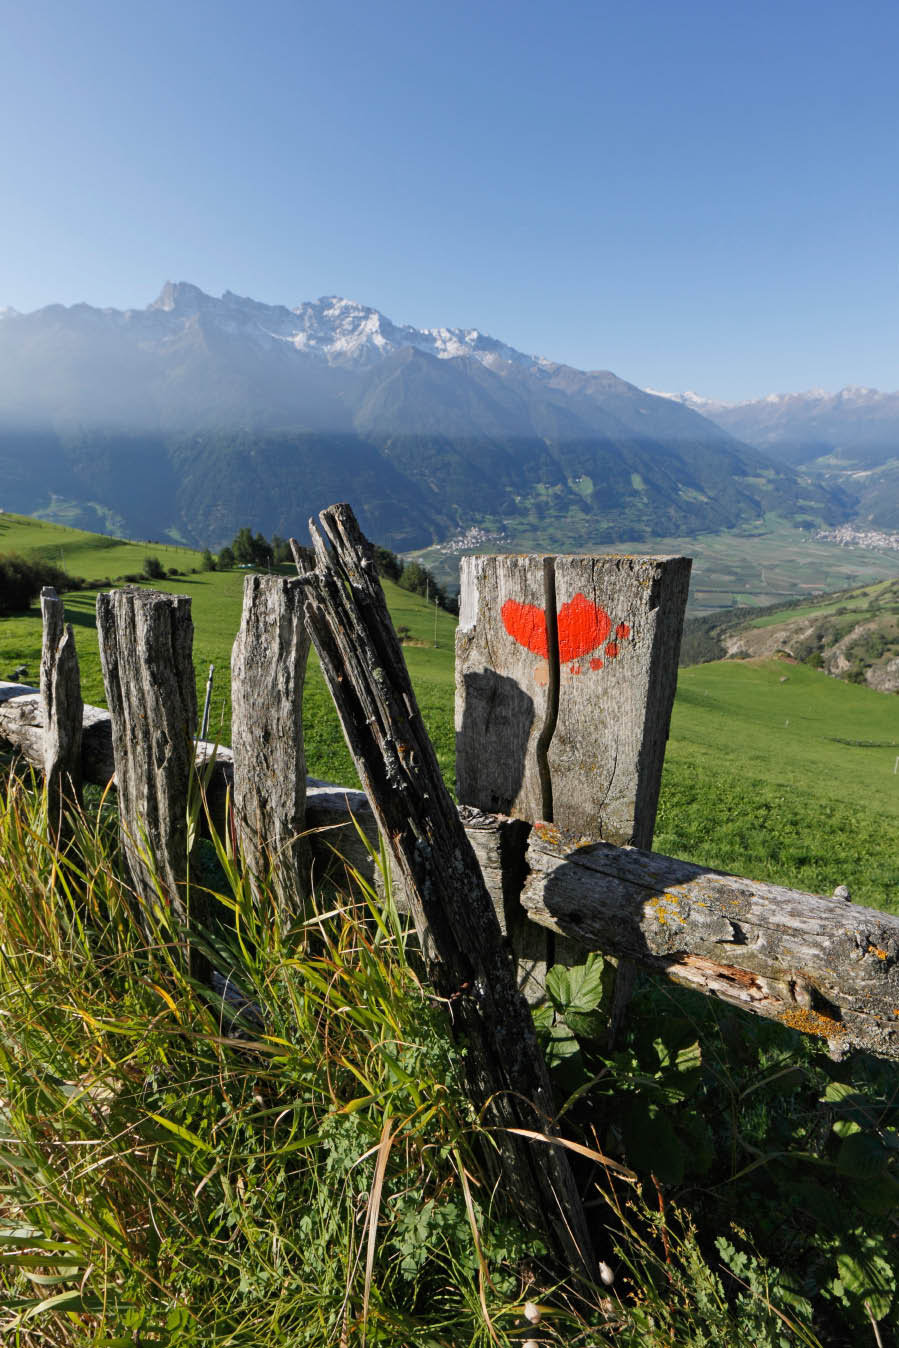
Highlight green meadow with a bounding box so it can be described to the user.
[1,511,897,910]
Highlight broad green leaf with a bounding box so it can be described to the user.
[822,1080,857,1103]
[654,1033,702,1077]
[544,1023,581,1066]
[565,1008,607,1042]
[836,1132,888,1181]
[546,954,606,1016]
[832,1119,861,1138]
[834,1246,896,1320]
[849,1172,899,1217]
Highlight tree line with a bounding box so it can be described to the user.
[210,529,457,612]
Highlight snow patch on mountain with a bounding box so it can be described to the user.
[146,283,541,371]
[645,385,898,413]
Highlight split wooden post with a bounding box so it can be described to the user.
[96,588,202,950]
[297,503,598,1286]
[39,587,83,829]
[455,553,691,1005]
[230,574,311,916]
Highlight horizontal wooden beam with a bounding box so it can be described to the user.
[521,821,899,1061]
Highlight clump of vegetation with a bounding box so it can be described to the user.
[0,553,85,615]
[1,773,874,1345]
[537,951,898,1344]
[143,555,167,580]
[0,779,582,1345]
[374,543,457,613]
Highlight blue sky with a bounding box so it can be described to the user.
[2,0,897,399]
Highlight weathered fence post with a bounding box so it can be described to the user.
[39,587,83,830]
[455,553,691,1006]
[230,574,311,916]
[96,588,202,954]
[297,505,599,1286]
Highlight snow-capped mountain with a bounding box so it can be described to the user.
[149,282,537,369]
[0,282,845,550]
[646,385,899,468]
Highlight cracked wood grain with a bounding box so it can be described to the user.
[96,588,203,950]
[39,587,83,828]
[231,574,311,916]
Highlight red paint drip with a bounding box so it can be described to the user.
[616,622,631,640]
[605,641,619,659]
[590,656,604,670]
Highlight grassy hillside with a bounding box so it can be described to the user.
[655,660,899,910]
[0,510,202,578]
[2,513,897,911]
[0,512,458,783]
[681,575,899,691]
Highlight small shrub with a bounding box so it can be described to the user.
[0,554,78,615]
[142,555,166,580]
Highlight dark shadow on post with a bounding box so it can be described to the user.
[456,669,534,815]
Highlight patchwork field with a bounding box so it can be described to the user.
[2,513,897,912]
[411,514,899,616]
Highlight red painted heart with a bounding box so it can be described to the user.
[501,593,613,663]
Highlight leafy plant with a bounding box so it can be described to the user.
[535,954,899,1342]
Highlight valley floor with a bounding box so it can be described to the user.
[410,515,899,616]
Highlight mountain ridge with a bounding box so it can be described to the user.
[0,283,845,551]
[648,384,899,534]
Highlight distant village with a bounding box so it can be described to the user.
[815,523,899,553]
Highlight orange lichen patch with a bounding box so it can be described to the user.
[534,822,562,846]
[648,894,686,926]
[869,945,888,960]
[780,1007,846,1039]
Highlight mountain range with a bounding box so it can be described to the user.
[0,283,849,550]
[650,386,899,533]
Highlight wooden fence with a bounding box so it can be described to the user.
[2,503,899,1278]
[1,522,897,1065]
